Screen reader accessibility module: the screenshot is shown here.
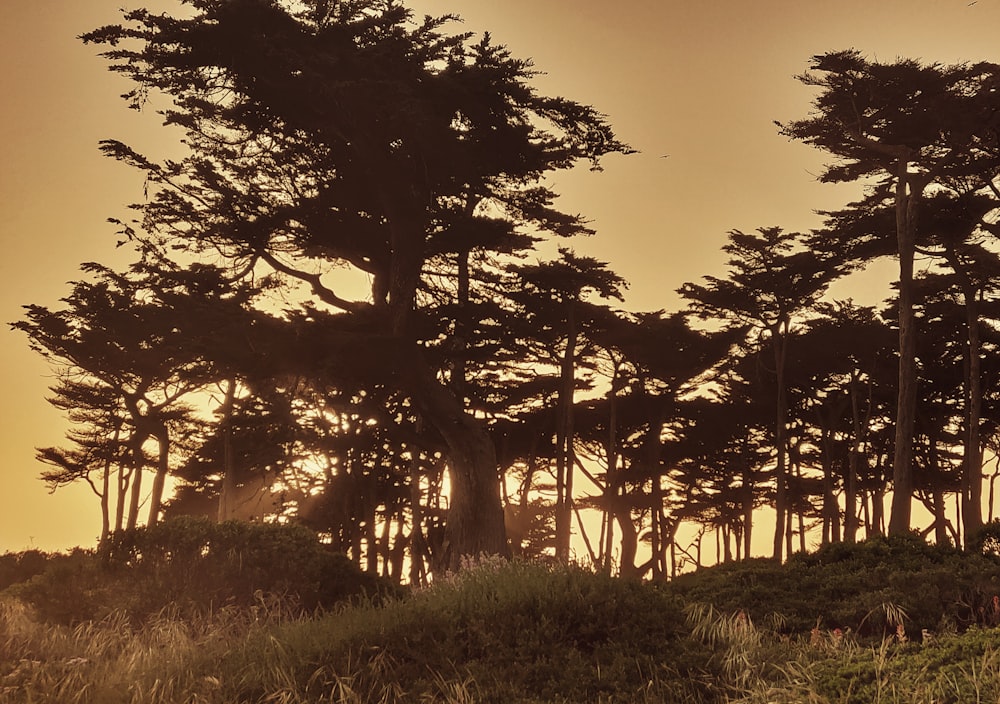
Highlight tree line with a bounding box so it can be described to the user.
[12,0,1000,582]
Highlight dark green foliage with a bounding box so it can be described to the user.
[0,550,52,591]
[11,545,1000,702]
[809,628,1000,704]
[671,535,1000,637]
[8,517,395,624]
[217,559,712,703]
[969,519,1000,557]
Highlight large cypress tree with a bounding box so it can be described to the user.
[83,0,629,566]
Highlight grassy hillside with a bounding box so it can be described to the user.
[5,535,1000,702]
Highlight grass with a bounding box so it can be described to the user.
[6,540,1000,702]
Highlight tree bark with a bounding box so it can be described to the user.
[404,350,509,571]
[845,371,866,544]
[602,376,619,574]
[555,298,578,563]
[217,377,238,522]
[888,158,923,537]
[771,320,790,560]
[742,457,755,560]
[945,256,985,543]
[126,442,143,531]
[147,426,170,527]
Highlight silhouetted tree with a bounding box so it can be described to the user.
[510,249,626,562]
[680,227,838,560]
[13,263,232,537]
[84,0,630,568]
[779,50,1000,536]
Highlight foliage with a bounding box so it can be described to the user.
[7,547,1000,702]
[13,0,1000,595]
[0,550,52,592]
[7,517,395,624]
[226,557,708,703]
[671,535,1000,637]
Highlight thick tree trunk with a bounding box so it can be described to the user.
[380,203,508,570]
[953,269,984,542]
[404,351,508,571]
[651,477,671,580]
[147,427,170,526]
[126,448,143,531]
[616,508,639,576]
[115,462,128,533]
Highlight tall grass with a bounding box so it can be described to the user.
[0,594,299,704]
[6,551,1000,703]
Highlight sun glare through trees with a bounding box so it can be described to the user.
[10,1,1000,584]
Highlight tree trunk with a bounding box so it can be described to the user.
[818,412,841,544]
[404,351,508,571]
[602,374,619,574]
[955,268,984,542]
[845,371,865,544]
[889,160,923,536]
[147,426,170,527]
[98,423,122,553]
[742,465,754,560]
[126,449,143,531]
[382,201,508,570]
[555,299,578,563]
[217,377,238,522]
[115,461,128,533]
[771,321,790,560]
[408,451,429,586]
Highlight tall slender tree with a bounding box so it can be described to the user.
[779,50,1000,535]
[680,227,838,560]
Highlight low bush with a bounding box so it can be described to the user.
[0,549,55,590]
[670,535,1000,638]
[11,533,1000,702]
[7,517,396,624]
[210,557,714,703]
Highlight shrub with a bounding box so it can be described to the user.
[669,535,1000,638]
[223,558,712,703]
[0,549,53,590]
[9,517,396,624]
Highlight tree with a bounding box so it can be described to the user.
[680,227,838,560]
[13,263,224,538]
[779,50,1000,536]
[791,301,896,544]
[84,0,630,567]
[510,248,626,562]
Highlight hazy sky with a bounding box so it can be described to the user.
[1,0,998,552]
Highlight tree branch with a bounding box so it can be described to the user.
[258,250,373,313]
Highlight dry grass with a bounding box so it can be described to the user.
[7,558,1000,704]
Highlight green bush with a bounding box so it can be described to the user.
[806,628,1000,704]
[11,541,1000,703]
[218,558,713,703]
[669,535,1000,638]
[9,517,396,624]
[0,549,53,590]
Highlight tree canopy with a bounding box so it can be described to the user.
[13,12,1000,580]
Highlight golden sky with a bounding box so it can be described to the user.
[2,0,999,552]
